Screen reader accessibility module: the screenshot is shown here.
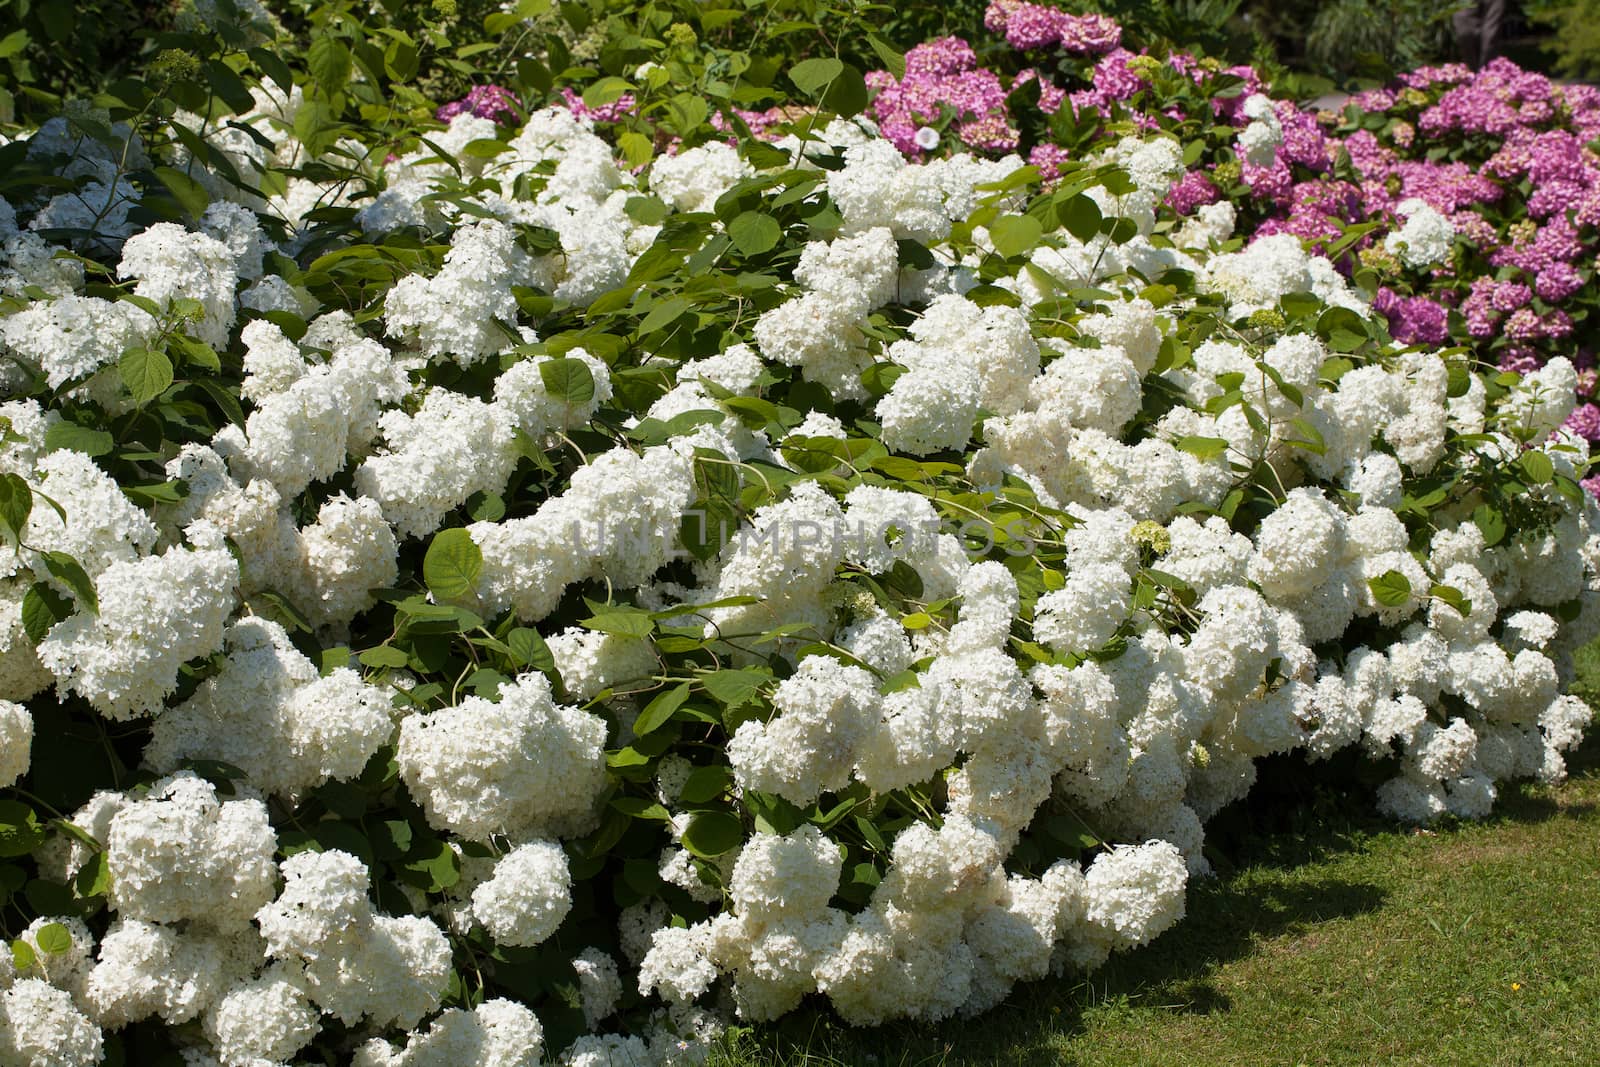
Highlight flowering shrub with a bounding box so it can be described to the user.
[855,6,1600,476]
[0,3,1595,1065]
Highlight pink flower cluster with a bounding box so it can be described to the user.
[983,0,1121,55]
[560,87,637,124]
[867,36,1018,155]
[436,84,520,125]
[1321,60,1600,389]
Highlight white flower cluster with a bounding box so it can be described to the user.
[640,821,1188,1025]
[396,671,608,840]
[0,88,1593,1064]
[255,848,452,1031]
[1384,198,1456,270]
[1236,94,1284,168]
[142,617,393,799]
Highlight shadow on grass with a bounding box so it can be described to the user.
[737,733,1600,1067]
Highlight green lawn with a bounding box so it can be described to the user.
[708,647,1600,1067]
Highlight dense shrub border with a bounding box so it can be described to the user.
[0,2,1594,1065]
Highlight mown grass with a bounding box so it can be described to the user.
[706,642,1600,1066]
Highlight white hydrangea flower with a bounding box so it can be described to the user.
[37,531,238,719]
[288,493,400,628]
[353,998,544,1067]
[470,841,572,948]
[1082,840,1188,949]
[85,919,246,1028]
[18,449,158,581]
[571,948,622,1028]
[353,389,518,540]
[0,699,31,788]
[202,965,321,1067]
[0,295,156,389]
[548,627,657,702]
[728,656,878,806]
[396,671,608,840]
[1235,94,1283,167]
[255,849,452,1029]
[384,219,532,365]
[493,347,613,435]
[0,978,104,1067]
[142,617,392,798]
[1384,198,1455,269]
[106,773,277,926]
[117,222,238,348]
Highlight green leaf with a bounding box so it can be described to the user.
[789,57,844,96]
[1174,435,1230,462]
[385,38,421,81]
[20,583,70,643]
[307,35,353,93]
[10,940,34,972]
[678,764,732,804]
[423,528,483,602]
[34,922,70,956]
[624,196,671,226]
[0,30,29,61]
[1318,306,1368,352]
[1368,569,1413,608]
[507,627,556,672]
[43,422,112,457]
[666,93,709,134]
[721,396,780,431]
[1430,583,1471,617]
[0,473,30,546]
[40,552,95,614]
[989,214,1043,259]
[1058,194,1102,243]
[466,491,505,523]
[581,609,654,639]
[728,211,782,257]
[360,645,411,669]
[821,62,869,117]
[122,480,187,507]
[516,55,551,94]
[153,166,209,219]
[1473,503,1507,548]
[637,295,692,336]
[634,682,690,736]
[701,667,769,710]
[1519,450,1554,486]
[400,838,460,892]
[538,357,596,406]
[118,347,174,405]
[0,801,45,858]
[37,2,72,40]
[866,34,906,80]
[860,362,905,399]
[72,851,110,898]
[582,76,634,109]
[610,796,672,821]
[681,809,744,858]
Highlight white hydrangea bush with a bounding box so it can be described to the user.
[0,24,1594,1067]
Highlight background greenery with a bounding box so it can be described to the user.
[0,0,1586,133]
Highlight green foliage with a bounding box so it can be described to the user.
[0,0,177,124]
[1529,0,1600,80]
[1241,0,1460,82]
